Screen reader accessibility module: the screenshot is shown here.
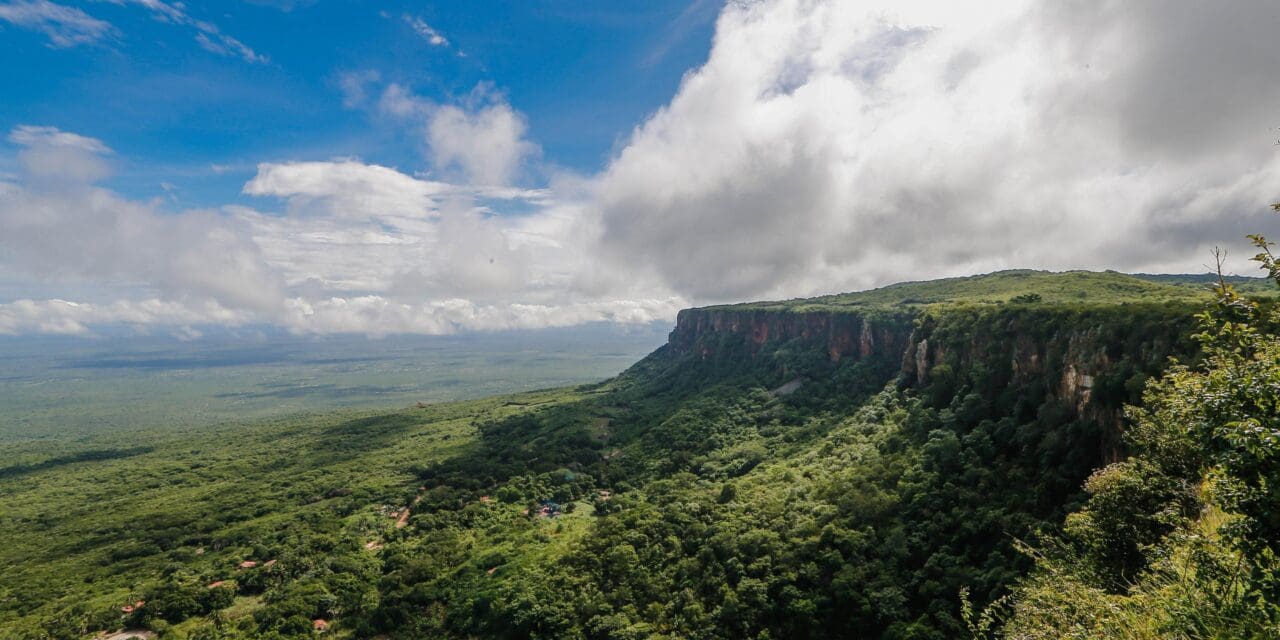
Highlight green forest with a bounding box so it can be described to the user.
[3,266,1278,639]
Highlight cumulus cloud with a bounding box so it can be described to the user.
[0,133,673,335]
[242,159,548,219]
[366,82,540,187]
[8,125,112,181]
[589,0,1280,302]
[343,78,541,188]
[243,160,446,220]
[428,96,539,186]
[9,125,110,152]
[238,161,581,305]
[386,206,533,300]
[0,126,285,313]
[0,0,115,47]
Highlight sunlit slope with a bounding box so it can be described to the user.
[709,269,1272,312]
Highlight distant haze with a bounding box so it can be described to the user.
[0,322,668,440]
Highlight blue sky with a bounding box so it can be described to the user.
[1,1,1278,337]
[0,0,718,208]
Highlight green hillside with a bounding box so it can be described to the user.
[712,269,1273,312]
[3,269,1275,640]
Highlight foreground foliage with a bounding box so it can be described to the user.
[989,239,1280,638]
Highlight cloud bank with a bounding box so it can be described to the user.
[5,0,1280,336]
[590,0,1280,302]
[0,110,674,336]
[0,127,284,313]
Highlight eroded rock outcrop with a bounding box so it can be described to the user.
[669,308,915,365]
[668,303,1199,445]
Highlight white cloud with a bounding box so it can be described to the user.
[278,295,682,337]
[238,161,577,305]
[427,90,540,186]
[0,297,249,335]
[242,159,548,220]
[8,125,112,181]
[108,0,267,63]
[0,0,115,47]
[0,294,681,337]
[243,160,446,220]
[378,82,428,118]
[193,31,262,63]
[337,69,381,108]
[403,14,448,47]
[0,126,285,313]
[587,0,1280,302]
[0,0,265,62]
[8,125,110,152]
[368,82,541,187]
[0,135,663,335]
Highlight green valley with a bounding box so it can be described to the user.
[3,270,1276,639]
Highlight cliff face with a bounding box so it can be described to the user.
[669,308,915,364]
[668,304,1199,448]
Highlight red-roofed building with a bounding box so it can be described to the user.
[313,619,329,631]
[238,560,257,569]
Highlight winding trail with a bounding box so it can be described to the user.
[394,490,425,529]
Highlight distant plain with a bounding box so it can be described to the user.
[0,323,668,443]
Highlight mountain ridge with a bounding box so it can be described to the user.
[695,269,1272,313]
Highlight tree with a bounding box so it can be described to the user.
[991,213,1280,638]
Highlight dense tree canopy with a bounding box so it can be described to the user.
[991,227,1280,638]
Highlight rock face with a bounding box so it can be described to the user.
[667,304,1199,453]
[668,308,915,365]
